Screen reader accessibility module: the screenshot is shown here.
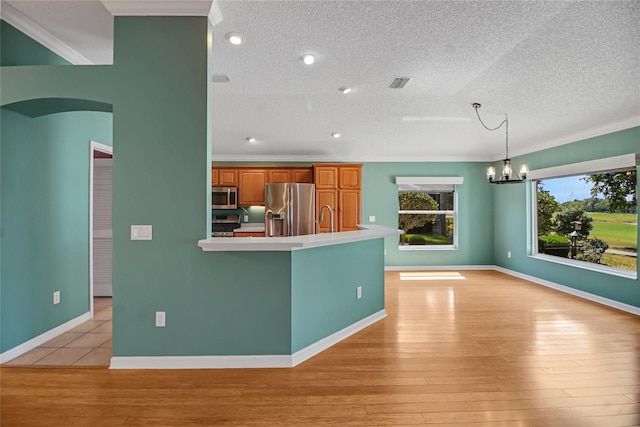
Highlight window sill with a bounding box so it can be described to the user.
[529,253,637,280]
[398,245,457,251]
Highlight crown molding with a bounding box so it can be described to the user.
[102,1,213,16]
[509,116,640,159]
[0,2,93,65]
[210,154,493,163]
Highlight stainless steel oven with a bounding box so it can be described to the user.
[212,214,240,237]
[212,187,238,209]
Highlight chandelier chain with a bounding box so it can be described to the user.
[473,107,510,159]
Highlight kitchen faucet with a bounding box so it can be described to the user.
[319,205,334,233]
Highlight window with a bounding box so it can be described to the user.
[531,154,637,276]
[395,177,462,249]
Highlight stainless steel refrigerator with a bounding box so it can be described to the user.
[265,183,316,237]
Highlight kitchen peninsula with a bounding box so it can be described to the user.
[192,225,400,368]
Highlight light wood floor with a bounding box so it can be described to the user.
[2,270,639,426]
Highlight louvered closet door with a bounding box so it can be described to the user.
[93,158,113,297]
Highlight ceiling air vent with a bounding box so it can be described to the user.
[388,76,411,89]
[211,74,230,83]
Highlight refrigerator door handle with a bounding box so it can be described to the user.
[287,186,294,236]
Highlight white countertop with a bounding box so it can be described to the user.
[198,224,401,252]
[235,223,265,233]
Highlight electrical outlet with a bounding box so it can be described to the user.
[155,311,166,327]
[53,291,60,305]
[131,225,153,240]
[369,215,376,223]
[507,251,512,258]
[356,286,362,299]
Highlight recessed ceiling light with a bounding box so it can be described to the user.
[300,54,315,65]
[339,87,352,94]
[246,137,257,143]
[331,132,341,139]
[225,32,243,45]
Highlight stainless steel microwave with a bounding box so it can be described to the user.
[212,187,238,209]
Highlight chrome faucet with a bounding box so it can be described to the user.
[319,205,335,233]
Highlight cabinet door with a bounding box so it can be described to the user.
[316,189,337,233]
[238,169,267,206]
[211,168,219,186]
[339,165,361,189]
[291,168,313,183]
[218,169,238,186]
[339,189,361,231]
[314,166,338,189]
[268,169,291,183]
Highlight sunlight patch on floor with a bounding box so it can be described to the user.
[399,271,466,281]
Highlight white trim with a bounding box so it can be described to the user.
[0,312,91,363]
[0,2,93,65]
[509,117,640,159]
[398,245,457,251]
[528,254,637,280]
[89,140,113,315]
[385,265,495,271]
[110,355,293,369]
[290,309,386,366]
[103,1,214,16]
[212,154,497,163]
[110,309,386,369]
[528,153,636,180]
[494,266,640,316]
[395,177,464,185]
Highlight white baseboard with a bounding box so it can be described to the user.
[0,312,91,363]
[494,266,640,316]
[110,309,387,369]
[291,309,386,366]
[385,265,495,271]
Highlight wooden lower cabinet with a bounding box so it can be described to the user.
[339,189,361,231]
[316,189,338,233]
[234,231,265,238]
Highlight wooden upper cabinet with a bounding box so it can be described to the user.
[339,166,361,189]
[238,169,267,206]
[212,167,238,187]
[291,168,313,183]
[314,166,338,189]
[268,169,291,183]
[211,168,219,186]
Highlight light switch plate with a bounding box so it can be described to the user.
[53,291,60,305]
[131,225,152,240]
[155,311,166,327]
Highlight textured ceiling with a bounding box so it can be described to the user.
[3,0,639,162]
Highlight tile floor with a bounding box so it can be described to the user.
[6,297,112,367]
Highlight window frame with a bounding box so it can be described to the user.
[395,177,462,251]
[529,153,637,280]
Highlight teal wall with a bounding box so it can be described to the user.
[362,162,495,266]
[493,127,639,308]
[1,14,637,359]
[291,239,385,352]
[0,20,70,66]
[0,109,113,352]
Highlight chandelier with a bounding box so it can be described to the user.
[472,103,528,184]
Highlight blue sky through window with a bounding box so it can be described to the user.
[540,175,593,203]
